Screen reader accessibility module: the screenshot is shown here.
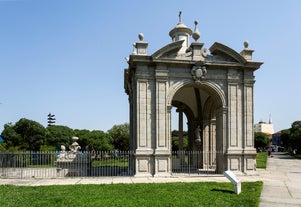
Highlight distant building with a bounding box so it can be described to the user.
[254,115,274,135]
[254,115,274,147]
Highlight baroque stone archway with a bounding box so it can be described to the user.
[124,14,263,177]
[170,81,225,173]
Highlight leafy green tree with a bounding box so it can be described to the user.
[74,129,91,151]
[171,130,189,151]
[0,143,7,151]
[254,132,270,149]
[89,130,113,151]
[290,121,301,153]
[12,118,46,150]
[172,136,188,151]
[107,123,129,150]
[46,125,75,149]
[1,123,21,148]
[40,145,56,151]
[281,129,291,148]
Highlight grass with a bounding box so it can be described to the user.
[294,154,301,159]
[256,152,268,169]
[92,157,128,167]
[0,182,263,207]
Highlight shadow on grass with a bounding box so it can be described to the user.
[211,188,234,194]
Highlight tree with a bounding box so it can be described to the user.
[281,129,291,149]
[1,123,21,149]
[107,123,129,150]
[89,130,113,151]
[171,130,189,151]
[14,118,46,150]
[0,117,131,152]
[254,132,270,149]
[45,125,75,149]
[74,129,91,150]
[290,121,301,153]
[73,129,114,151]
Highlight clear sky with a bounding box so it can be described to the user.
[1,0,300,133]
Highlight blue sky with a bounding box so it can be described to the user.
[0,0,300,133]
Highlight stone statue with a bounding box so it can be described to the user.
[70,141,81,153]
[57,137,81,161]
[57,145,67,160]
[195,125,202,143]
[55,136,91,177]
[68,137,81,159]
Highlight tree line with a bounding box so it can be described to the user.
[281,121,301,153]
[2,118,299,153]
[0,118,129,152]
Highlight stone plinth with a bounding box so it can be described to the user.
[56,157,91,177]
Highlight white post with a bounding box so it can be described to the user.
[224,170,241,194]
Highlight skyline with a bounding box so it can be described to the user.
[1,1,301,133]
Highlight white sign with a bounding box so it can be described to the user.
[224,170,241,194]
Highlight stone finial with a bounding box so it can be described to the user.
[135,33,148,55]
[138,33,144,41]
[240,40,254,61]
[192,20,200,42]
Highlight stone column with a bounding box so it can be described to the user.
[215,107,227,173]
[203,120,209,168]
[154,67,171,177]
[177,109,184,151]
[242,79,257,173]
[210,118,216,168]
[177,109,185,165]
[134,79,153,177]
[226,70,244,173]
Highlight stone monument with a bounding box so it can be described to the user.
[56,136,90,176]
[124,12,263,177]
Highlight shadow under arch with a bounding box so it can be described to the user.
[168,79,227,173]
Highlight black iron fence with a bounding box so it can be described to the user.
[171,150,218,175]
[0,151,220,178]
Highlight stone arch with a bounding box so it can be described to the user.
[168,79,227,173]
[167,80,226,109]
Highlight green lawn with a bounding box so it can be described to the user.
[294,154,301,159]
[92,157,128,167]
[256,152,268,169]
[1,182,263,207]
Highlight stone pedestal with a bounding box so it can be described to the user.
[56,159,90,177]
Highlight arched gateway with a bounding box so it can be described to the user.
[124,14,263,177]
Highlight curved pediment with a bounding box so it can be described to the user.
[151,40,184,59]
[209,42,247,64]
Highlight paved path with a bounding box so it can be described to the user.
[259,153,301,207]
[1,152,300,206]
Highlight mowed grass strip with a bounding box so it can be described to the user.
[256,152,268,169]
[1,182,262,207]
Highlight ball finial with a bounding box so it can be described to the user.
[244,41,249,48]
[138,33,144,41]
[192,20,200,42]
